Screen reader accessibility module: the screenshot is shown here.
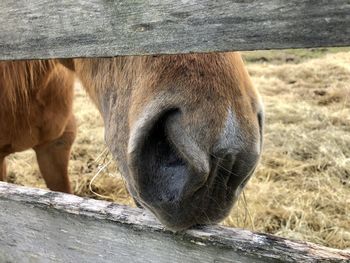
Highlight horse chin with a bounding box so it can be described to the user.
[128,180,240,231]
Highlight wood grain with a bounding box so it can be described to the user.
[0,182,349,262]
[0,0,349,60]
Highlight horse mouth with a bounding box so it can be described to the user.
[126,107,260,230]
[130,163,246,231]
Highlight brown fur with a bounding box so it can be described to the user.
[0,60,76,193]
[70,52,263,230]
[74,52,260,149]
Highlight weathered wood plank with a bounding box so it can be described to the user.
[0,0,349,60]
[0,182,349,262]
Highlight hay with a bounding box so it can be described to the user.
[6,50,350,249]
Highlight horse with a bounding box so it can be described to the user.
[0,60,76,193]
[61,52,264,230]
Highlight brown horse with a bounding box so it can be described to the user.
[0,60,76,193]
[62,52,264,230]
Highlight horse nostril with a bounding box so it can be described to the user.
[128,107,212,206]
[128,109,202,204]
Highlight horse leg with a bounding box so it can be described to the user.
[34,115,76,193]
[0,157,6,181]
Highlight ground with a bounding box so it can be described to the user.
[6,48,350,249]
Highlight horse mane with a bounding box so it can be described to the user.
[0,59,57,115]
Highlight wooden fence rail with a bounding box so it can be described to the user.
[0,182,349,263]
[0,0,349,60]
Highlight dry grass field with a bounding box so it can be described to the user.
[5,49,350,249]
